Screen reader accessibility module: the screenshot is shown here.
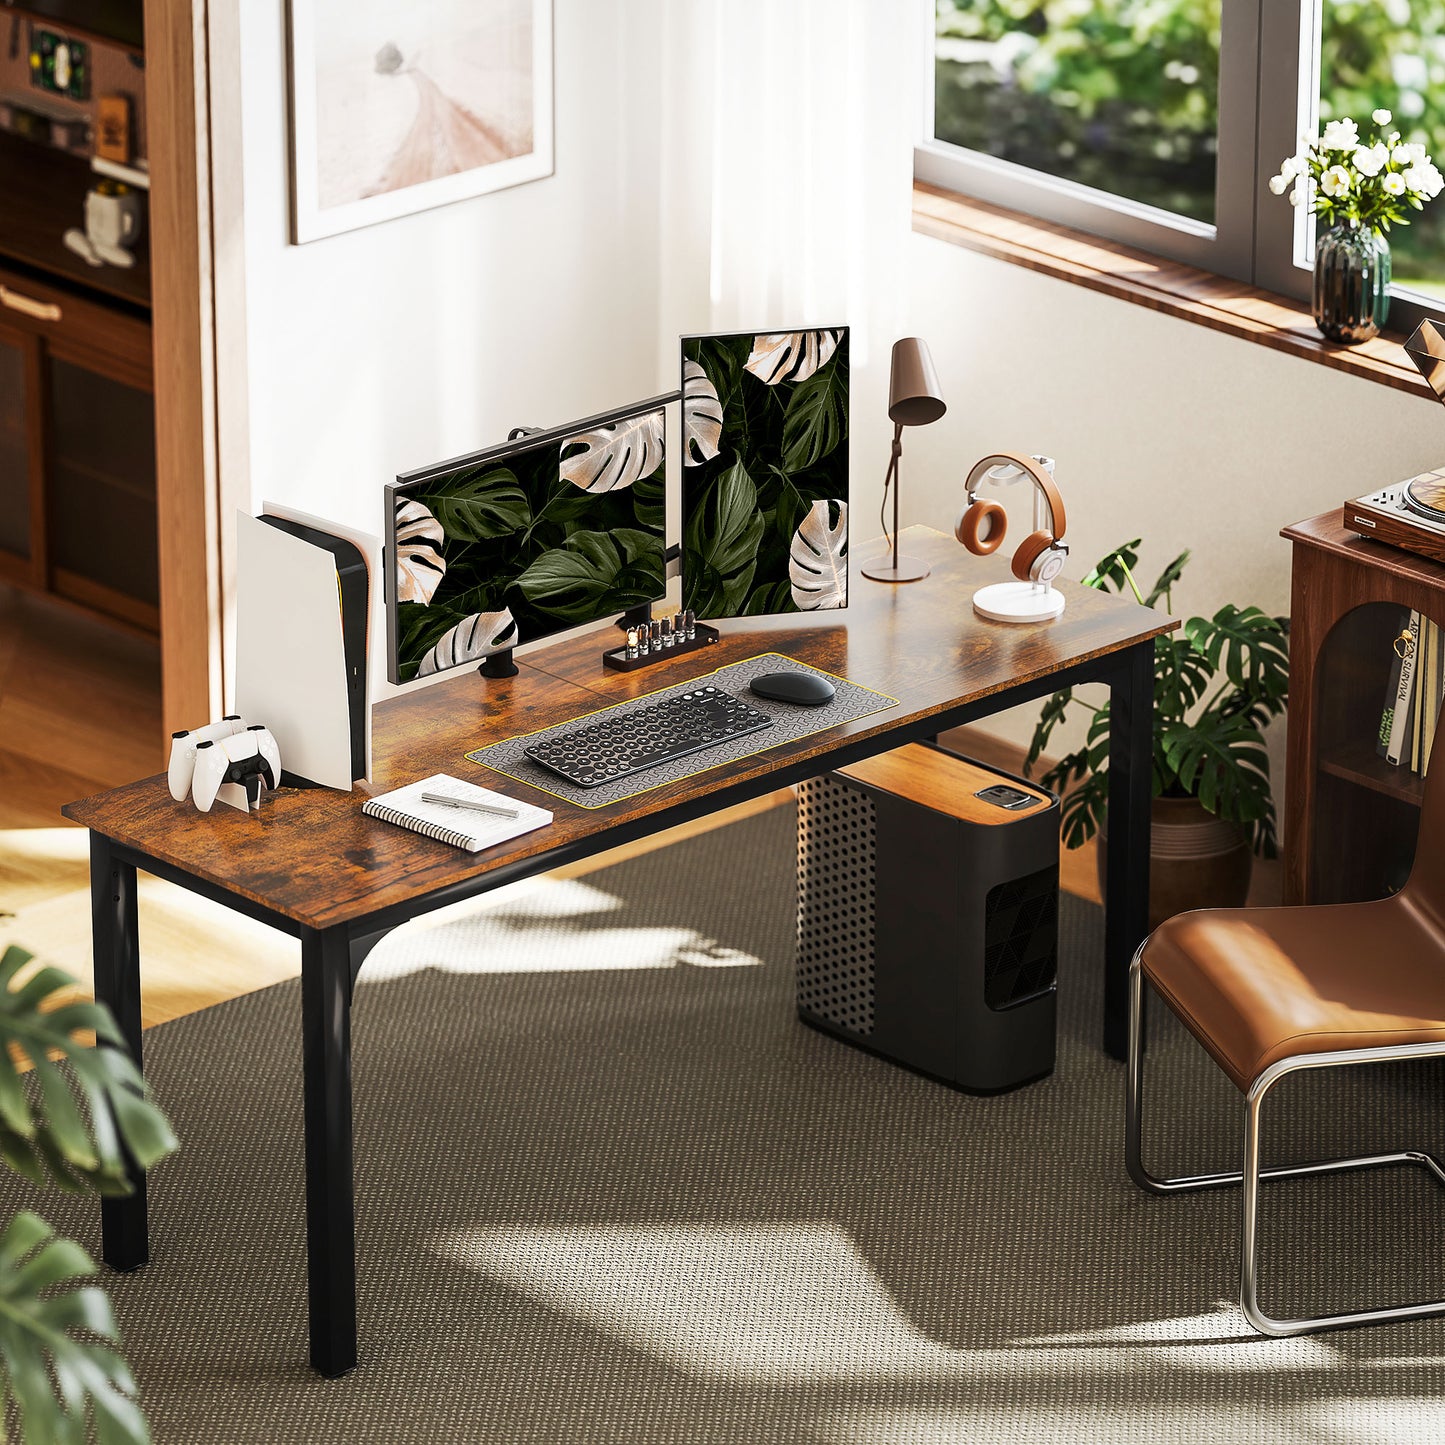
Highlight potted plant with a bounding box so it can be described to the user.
[1025,541,1289,929]
[0,943,177,1443]
[1270,108,1444,344]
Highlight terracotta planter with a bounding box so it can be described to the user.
[1097,795,1252,932]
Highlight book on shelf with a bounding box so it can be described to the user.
[1380,612,1445,776]
[1386,611,1420,767]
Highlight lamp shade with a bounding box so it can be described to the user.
[887,337,946,427]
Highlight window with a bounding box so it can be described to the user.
[918,1,1445,327]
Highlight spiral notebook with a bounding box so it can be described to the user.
[362,774,553,853]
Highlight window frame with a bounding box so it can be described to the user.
[919,0,1445,333]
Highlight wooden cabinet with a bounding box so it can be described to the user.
[0,259,156,631]
[1282,509,1445,905]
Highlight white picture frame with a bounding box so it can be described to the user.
[286,0,554,244]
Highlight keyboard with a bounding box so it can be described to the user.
[525,685,774,789]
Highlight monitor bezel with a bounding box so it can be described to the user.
[679,324,850,621]
[386,391,676,685]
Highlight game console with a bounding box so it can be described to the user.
[168,715,246,800]
[191,726,282,813]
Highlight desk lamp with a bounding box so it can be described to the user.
[862,337,946,583]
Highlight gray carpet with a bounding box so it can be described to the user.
[10,804,1445,1443]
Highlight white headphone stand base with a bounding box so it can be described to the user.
[972,581,1067,623]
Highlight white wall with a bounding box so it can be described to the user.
[226,0,668,695]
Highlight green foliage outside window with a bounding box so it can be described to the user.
[934,0,1445,294]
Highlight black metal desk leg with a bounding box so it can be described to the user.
[1104,640,1154,1061]
[90,834,148,1271]
[300,925,357,1378]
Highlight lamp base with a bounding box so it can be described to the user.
[972,581,1066,623]
[861,555,931,583]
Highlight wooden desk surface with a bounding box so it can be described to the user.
[64,528,1174,931]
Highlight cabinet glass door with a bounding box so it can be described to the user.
[0,334,28,561]
[45,354,158,611]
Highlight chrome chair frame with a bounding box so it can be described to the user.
[1126,945,1445,1337]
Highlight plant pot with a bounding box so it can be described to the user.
[1097,796,1252,933]
[1313,219,1391,345]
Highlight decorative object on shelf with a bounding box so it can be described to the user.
[63,177,143,268]
[862,336,945,584]
[0,941,177,1445]
[95,92,132,164]
[28,27,89,100]
[1270,108,1443,344]
[955,451,1069,622]
[1025,540,1289,927]
[287,0,554,244]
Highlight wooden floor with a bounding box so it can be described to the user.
[0,585,1115,1031]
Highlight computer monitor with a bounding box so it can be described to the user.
[680,326,849,619]
[386,395,670,684]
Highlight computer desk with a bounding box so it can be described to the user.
[63,527,1175,1378]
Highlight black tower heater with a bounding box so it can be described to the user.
[795,743,1061,1093]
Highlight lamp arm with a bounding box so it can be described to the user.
[879,422,904,571]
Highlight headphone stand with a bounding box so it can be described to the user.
[972,579,1066,623]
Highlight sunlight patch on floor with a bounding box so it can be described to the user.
[363,877,765,979]
[432,1221,1338,1386]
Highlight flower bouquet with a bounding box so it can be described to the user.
[1271,109,1443,343]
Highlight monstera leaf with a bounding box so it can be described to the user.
[780,362,848,473]
[516,530,663,622]
[394,499,446,605]
[420,469,531,544]
[0,947,176,1196]
[559,412,666,493]
[745,330,842,386]
[683,460,767,617]
[0,1212,150,1445]
[416,609,519,677]
[788,499,848,610]
[682,360,723,465]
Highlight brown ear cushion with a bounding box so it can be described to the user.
[956,499,1008,555]
[1011,530,1055,583]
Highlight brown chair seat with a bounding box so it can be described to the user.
[1142,897,1445,1091]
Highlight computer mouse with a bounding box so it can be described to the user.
[749,670,836,707]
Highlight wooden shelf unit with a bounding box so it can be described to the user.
[1283,510,1445,905]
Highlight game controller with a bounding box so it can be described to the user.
[190,726,282,813]
[168,715,246,801]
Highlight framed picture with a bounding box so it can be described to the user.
[287,0,554,244]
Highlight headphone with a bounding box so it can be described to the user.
[955,452,1069,586]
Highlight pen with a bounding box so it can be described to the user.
[421,791,519,819]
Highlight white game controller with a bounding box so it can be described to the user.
[168,715,246,801]
[191,726,282,813]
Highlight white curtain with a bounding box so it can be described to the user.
[659,0,920,376]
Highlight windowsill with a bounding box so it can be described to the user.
[912,182,1434,400]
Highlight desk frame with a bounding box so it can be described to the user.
[86,637,1152,1378]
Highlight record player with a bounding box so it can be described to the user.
[1344,320,1445,565]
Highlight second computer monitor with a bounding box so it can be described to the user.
[681,326,849,620]
[387,395,669,684]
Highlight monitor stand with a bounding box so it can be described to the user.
[479,649,519,679]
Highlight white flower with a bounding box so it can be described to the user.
[1393,141,1427,166]
[1280,154,1306,180]
[1383,171,1408,197]
[1353,144,1387,177]
[1405,161,1445,199]
[1321,117,1360,151]
[1269,172,1289,195]
[1321,165,1352,197]
[1374,108,1393,125]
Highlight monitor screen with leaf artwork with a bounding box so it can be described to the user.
[681,327,849,619]
[386,397,669,684]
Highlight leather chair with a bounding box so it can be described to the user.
[1126,768,1445,1337]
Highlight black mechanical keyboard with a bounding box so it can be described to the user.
[525,685,774,789]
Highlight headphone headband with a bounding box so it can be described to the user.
[963,452,1067,542]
